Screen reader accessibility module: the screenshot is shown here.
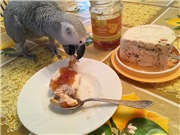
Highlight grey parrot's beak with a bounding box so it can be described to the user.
[76,44,85,59]
[62,44,85,60]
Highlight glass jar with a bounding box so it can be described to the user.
[89,0,123,50]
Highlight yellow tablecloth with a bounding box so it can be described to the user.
[91,94,168,135]
[1,0,180,135]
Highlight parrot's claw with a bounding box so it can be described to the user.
[63,44,86,60]
[5,47,37,62]
[46,43,62,59]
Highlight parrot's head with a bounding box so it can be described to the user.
[56,14,87,59]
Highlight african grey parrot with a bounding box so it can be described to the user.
[3,1,87,61]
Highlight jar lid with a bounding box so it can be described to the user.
[90,0,119,5]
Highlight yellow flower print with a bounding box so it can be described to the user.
[166,18,180,26]
[165,15,180,30]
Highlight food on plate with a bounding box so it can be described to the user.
[119,25,176,69]
[49,58,81,108]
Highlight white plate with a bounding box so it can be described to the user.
[116,47,180,75]
[111,48,180,83]
[17,58,122,134]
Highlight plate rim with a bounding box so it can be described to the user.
[17,58,122,134]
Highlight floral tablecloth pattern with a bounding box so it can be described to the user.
[1,0,180,134]
[90,94,168,135]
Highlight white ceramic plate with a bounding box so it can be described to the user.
[111,48,180,83]
[17,58,122,134]
[116,47,180,75]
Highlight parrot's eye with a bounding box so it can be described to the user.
[66,28,72,35]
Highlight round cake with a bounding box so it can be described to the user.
[119,24,176,69]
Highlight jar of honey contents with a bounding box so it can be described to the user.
[89,0,123,50]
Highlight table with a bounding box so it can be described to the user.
[0,0,180,134]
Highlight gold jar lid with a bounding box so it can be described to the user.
[90,0,120,5]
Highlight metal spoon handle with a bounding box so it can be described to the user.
[83,98,153,109]
[169,55,180,60]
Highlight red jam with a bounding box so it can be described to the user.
[93,38,120,50]
[49,61,77,91]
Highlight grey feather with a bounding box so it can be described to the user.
[4,1,87,60]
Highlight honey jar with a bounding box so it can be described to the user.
[89,0,123,50]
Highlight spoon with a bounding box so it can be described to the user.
[50,97,153,110]
[169,55,180,60]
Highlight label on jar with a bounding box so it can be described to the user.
[91,15,122,50]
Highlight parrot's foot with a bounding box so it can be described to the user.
[5,47,36,62]
[46,43,62,59]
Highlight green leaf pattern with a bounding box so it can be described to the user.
[89,118,168,135]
